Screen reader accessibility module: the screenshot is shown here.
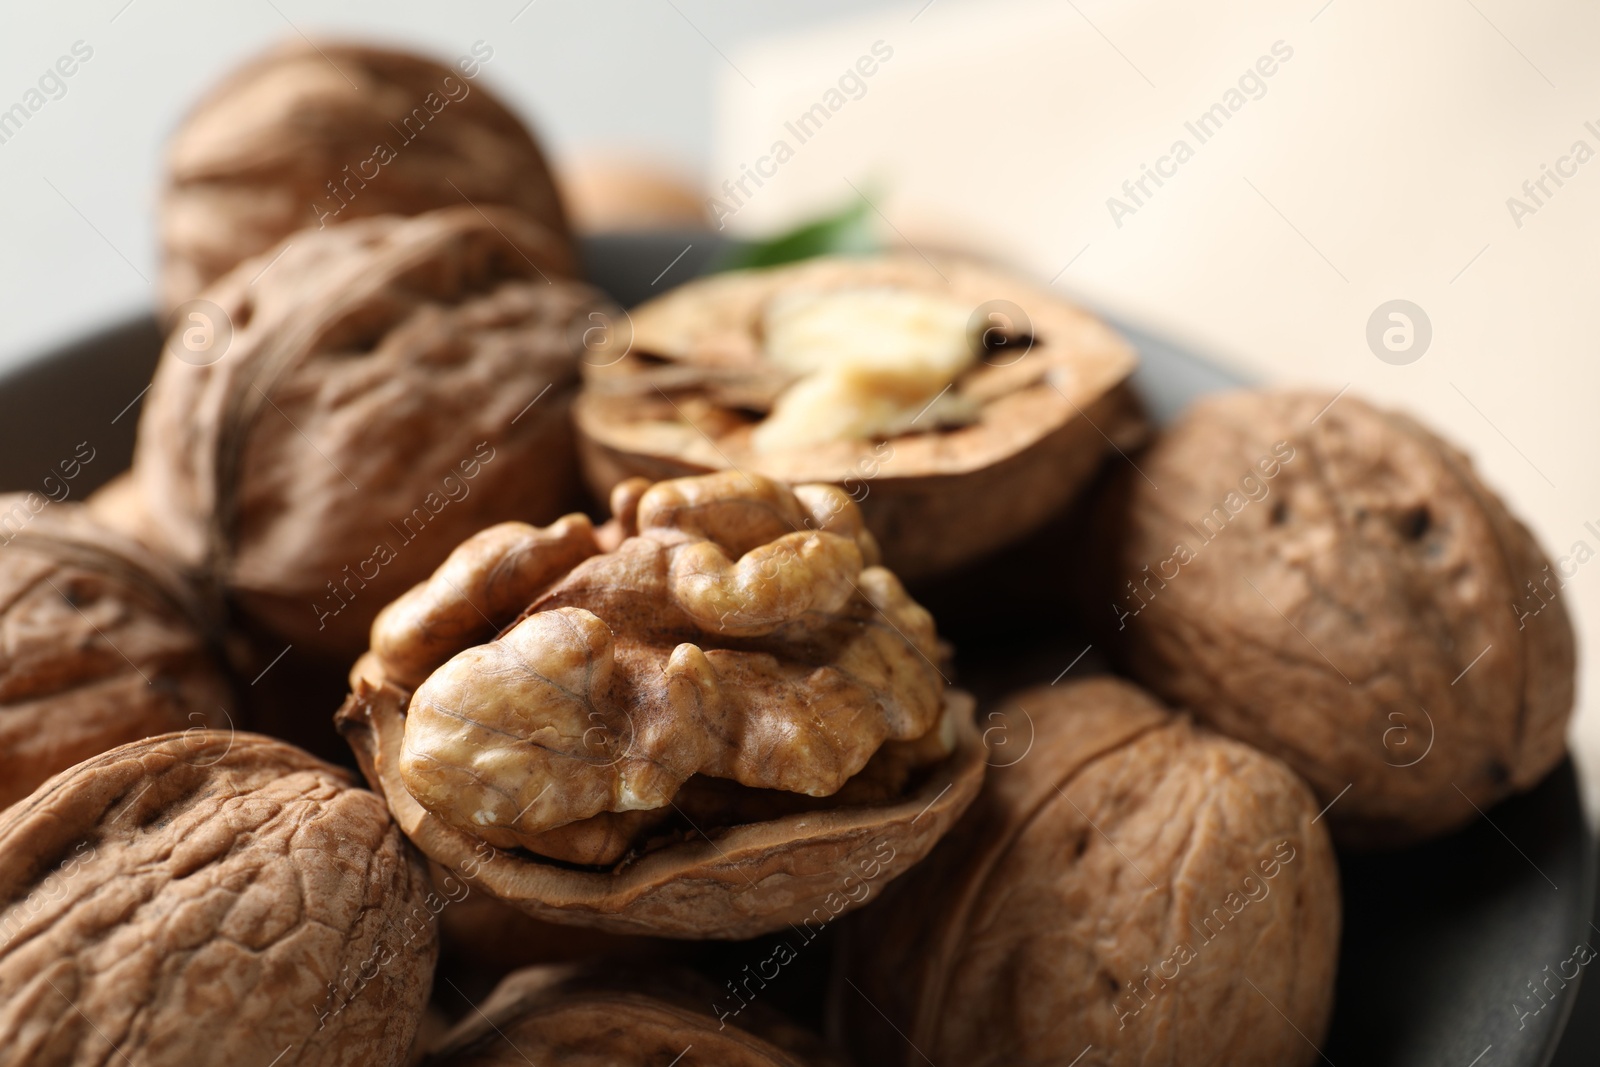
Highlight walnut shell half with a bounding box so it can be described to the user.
[424,964,839,1066]
[0,731,438,1067]
[160,39,571,312]
[574,254,1142,581]
[337,471,985,938]
[834,677,1341,1067]
[0,495,234,810]
[1102,389,1574,846]
[129,206,597,663]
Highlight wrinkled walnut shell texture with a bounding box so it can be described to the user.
[574,255,1142,580]
[0,498,233,810]
[837,677,1341,1067]
[424,965,830,1066]
[1107,390,1574,845]
[131,206,594,662]
[160,40,571,311]
[0,731,437,1067]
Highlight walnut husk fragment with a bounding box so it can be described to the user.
[0,731,438,1066]
[0,495,233,810]
[337,471,985,938]
[128,206,597,664]
[834,677,1341,1067]
[1102,389,1574,846]
[424,964,841,1066]
[574,255,1143,581]
[160,39,571,312]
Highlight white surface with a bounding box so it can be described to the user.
[0,0,896,369]
[712,0,1600,799]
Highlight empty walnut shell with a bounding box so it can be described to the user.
[0,495,233,810]
[574,254,1142,582]
[834,677,1341,1067]
[1102,389,1574,846]
[160,39,571,312]
[424,964,840,1066]
[0,731,437,1067]
[127,206,597,664]
[337,471,985,938]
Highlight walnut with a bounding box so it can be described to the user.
[423,964,841,1066]
[574,255,1143,581]
[0,730,438,1066]
[1101,389,1574,846]
[834,677,1341,1067]
[0,496,233,810]
[337,471,986,938]
[126,206,599,665]
[160,39,571,312]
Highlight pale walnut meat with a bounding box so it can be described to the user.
[0,495,233,810]
[574,254,1143,582]
[126,206,599,664]
[423,964,843,1067]
[834,677,1341,1067]
[1102,389,1574,846]
[0,731,438,1067]
[160,39,571,312]
[337,471,986,938]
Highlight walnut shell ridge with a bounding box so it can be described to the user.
[129,206,597,663]
[337,471,986,938]
[834,677,1341,1067]
[574,254,1143,581]
[0,495,233,810]
[0,731,438,1067]
[1104,389,1574,846]
[160,39,571,312]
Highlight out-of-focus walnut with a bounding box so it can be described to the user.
[423,964,842,1067]
[558,153,711,232]
[574,254,1144,582]
[125,206,599,665]
[834,677,1341,1067]
[1101,389,1574,846]
[0,495,233,810]
[160,39,571,312]
[337,471,985,938]
[0,731,438,1066]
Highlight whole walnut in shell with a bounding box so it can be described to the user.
[161,39,570,312]
[1102,389,1574,846]
[127,205,596,663]
[0,494,233,810]
[337,471,985,938]
[0,731,438,1067]
[574,254,1143,582]
[424,964,841,1066]
[835,677,1341,1067]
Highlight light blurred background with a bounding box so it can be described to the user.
[2,0,1595,800]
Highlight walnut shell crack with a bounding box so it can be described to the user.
[1102,389,1574,845]
[834,677,1341,1067]
[338,472,985,938]
[0,496,234,810]
[129,206,598,663]
[160,39,571,311]
[0,731,438,1067]
[574,254,1143,581]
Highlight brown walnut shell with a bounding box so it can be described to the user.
[337,471,985,938]
[0,495,233,810]
[160,39,571,312]
[424,964,840,1067]
[0,731,438,1067]
[1102,389,1574,846]
[834,677,1341,1067]
[573,254,1142,581]
[128,206,597,664]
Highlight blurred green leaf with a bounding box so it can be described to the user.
[718,196,883,271]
